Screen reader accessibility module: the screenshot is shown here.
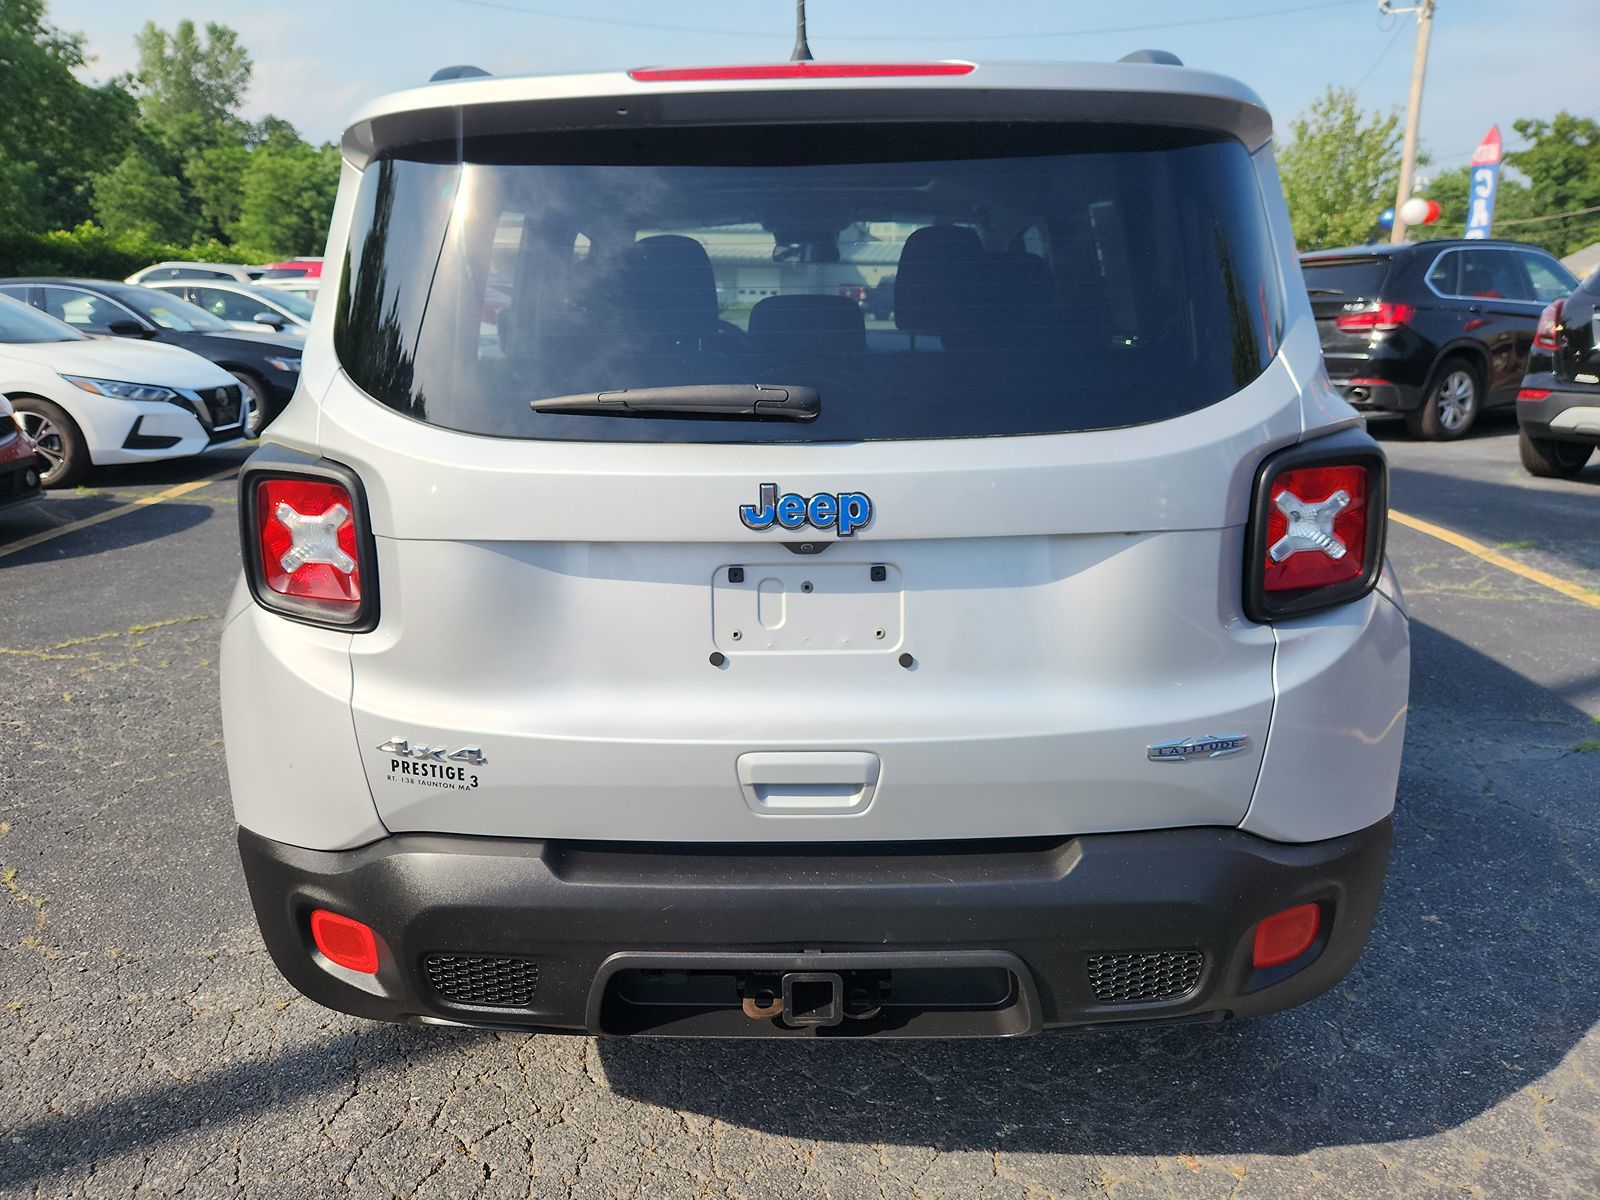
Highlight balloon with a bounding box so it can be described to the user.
[1422,199,1441,224]
[1379,208,1395,228]
[1399,196,1431,225]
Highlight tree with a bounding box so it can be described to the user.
[133,19,252,154]
[1505,113,1600,257]
[233,142,341,256]
[92,148,194,242]
[1279,87,1408,251]
[0,0,136,231]
[1416,166,1544,248]
[185,142,250,241]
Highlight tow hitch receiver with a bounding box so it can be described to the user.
[780,971,844,1027]
[590,951,1042,1037]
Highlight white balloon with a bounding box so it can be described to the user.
[1399,197,1430,225]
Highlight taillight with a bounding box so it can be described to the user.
[1518,388,1552,402]
[1334,301,1414,332]
[239,457,377,630]
[1532,299,1562,351]
[309,909,380,974]
[628,62,975,82]
[1245,438,1387,623]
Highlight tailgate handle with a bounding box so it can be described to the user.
[737,752,880,815]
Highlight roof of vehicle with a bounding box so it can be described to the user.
[0,277,154,290]
[134,260,256,271]
[341,60,1275,167]
[1300,239,1546,261]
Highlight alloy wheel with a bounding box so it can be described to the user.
[1433,369,1477,433]
[18,411,66,485]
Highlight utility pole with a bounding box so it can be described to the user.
[792,0,814,62]
[1384,0,1436,244]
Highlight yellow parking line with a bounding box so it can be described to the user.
[1390,508,1600,610]
[0,466,237,562]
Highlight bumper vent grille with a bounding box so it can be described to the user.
[423,954,538,1007]
[1086,951,1204,1004]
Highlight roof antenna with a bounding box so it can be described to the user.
[791,0,814,61]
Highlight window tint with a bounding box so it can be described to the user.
[0,294,83,343]
[1460,249,1533,302]
[108,285,231,332]
[170,267,227,280]
[193,287,273,323]
[1517,251,1576,303]
[40,287,131,331]
[1302,257,1389,299]
[1425,250,1459,295]
[335,123,1286,443]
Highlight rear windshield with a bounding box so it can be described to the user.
[1301,257,1389,301]
[335,123,1285,443]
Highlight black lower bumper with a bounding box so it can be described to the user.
[1517,384,1600,442]
[239,818,1392,1037]
[1332,378,1420,413]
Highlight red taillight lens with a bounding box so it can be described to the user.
[1334,301,1415,332]
[1263,465,1369,592]
[1252,903,1322,969]
[628,62,975,82]
[1245,441,1387,623]
[256,478,360,603]
[309,909,379,974]
[1518,388,1552,402]
[1532,299,1562,351]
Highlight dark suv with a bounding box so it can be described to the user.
[1517,268,1600,478]
[1301,239,1577,439]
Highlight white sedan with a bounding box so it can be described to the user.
[0,294,247,487]
[143,280,316,332]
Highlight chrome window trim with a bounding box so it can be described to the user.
[1423,246,1544,307]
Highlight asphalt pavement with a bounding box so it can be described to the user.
[2,411,1598,1199]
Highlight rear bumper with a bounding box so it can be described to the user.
[1328,376,1421,413]
[239,816,1392,1037]
[1517,384,1600,442]
[0,433,42,509]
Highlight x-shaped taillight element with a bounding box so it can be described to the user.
[1268,488,1350,562]
[274,502,355,575]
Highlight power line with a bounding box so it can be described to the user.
[447,0,1371,43]
[1352,20,1407,93]
[1495,203,1600,227]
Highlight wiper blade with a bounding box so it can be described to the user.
[532,384,819,420]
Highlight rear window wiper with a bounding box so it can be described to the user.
[1306,287,1345,296]
[532,384,819,421]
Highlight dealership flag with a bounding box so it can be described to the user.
[1463,126,1503,240]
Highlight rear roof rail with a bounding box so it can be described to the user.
[1119,49,1184,66]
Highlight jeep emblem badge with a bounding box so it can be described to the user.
[740,483,873,537]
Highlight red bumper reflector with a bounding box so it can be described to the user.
[1346,377,1389,387]
[1252,903,1322,968]
[1517,388,1552,402]
[628,62,975,83]
[310,909,379,974]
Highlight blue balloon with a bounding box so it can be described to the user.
[1378,208,1396,228]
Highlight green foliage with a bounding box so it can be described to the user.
[91,147,194,242]
[1416,167,1542,248]
[133,18,252,154]
[0,222,266,278]
[1279,88,1408,251]
[233,142,341,256]
[0,0,137,232]
[1505,113,1600,256]
[185,142,251,241]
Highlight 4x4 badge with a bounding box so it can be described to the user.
[1147,734,1249,762]
[376,737,487,766]
[740,483,873,537]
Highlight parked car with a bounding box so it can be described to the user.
[0,394,44,510]
[259,258,324,281]
[144,280,314,332]
[0,279,304,437]
[126,261,266,286]
[223,57,1409,1038]
[0,293,246,487]
[1301,239,1578,439]
[866,274,895,320]
[1517,267,1600,478]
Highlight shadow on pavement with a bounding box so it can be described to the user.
[598,617,1600,1155]
[0,500,216,567]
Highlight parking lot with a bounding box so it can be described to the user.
[2,412,1597,1199]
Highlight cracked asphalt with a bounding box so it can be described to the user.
[2,413,1598,1199]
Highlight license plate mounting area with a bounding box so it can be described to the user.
[712,562,902,654]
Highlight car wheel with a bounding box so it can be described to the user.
[1407,359,1482,440]
[12,397,88,488]
[230,371,266,438]
[1518,427,1594,479]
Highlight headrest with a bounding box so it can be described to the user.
[894,224,985,334]
[619,234,718,339]
[747,293,866,355]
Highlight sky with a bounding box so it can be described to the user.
[48,0,1600,178]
